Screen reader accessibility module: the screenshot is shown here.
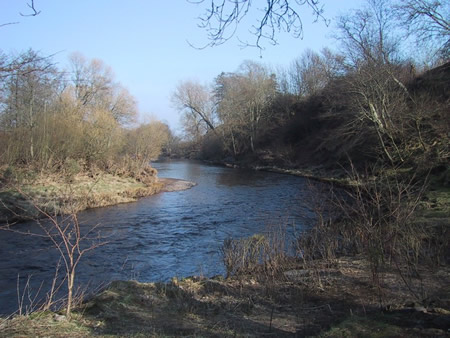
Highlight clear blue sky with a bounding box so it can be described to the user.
[1,0,363,132]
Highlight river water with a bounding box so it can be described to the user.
[0,160,317,315]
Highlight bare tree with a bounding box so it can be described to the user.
[0,51,149,172]
[335,0,409,164]
[68,52,137,125]
[0,50,56,81]
[190,0,326,49]
[395,0,450,60]
[215,61,277,154]
[71,54,137,126]
[69,53,114,109]
[172,80,217,141]
[105,86,138,126]
[0,50,61,166]
[289,48,343,97]
[336,0,400,67]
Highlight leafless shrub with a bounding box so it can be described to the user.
[301,163,439,303]
[222,223,291,280]
[105,156,158,185]
[222,234,267,278]
[293,180,344,287]
[296,180,340,262]
[1,188,109,319]
[14,259,67,316]
[291,160,449,305]
[16,275,44,316]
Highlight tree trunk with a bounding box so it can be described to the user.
[66,270,75,319]
[29,89,35,161]
[231,130,237,157]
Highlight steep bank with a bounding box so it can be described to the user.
[194,61,449,191]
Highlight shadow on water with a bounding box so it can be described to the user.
[0,160,320,315]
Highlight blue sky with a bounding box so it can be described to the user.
[1,0,363,132]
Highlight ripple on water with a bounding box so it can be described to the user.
[0,160,319,315]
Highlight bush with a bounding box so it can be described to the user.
[222,224,290,279]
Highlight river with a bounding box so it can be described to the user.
[0,160,317,315]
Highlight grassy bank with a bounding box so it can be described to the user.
[0,170,195,224]
[1,255,449,337]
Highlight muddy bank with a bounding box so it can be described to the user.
[158,177,197,192]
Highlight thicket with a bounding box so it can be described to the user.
[0,51,170,185]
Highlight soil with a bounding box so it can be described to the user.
[158,178,197,192]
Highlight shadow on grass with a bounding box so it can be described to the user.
[80,275,371,337]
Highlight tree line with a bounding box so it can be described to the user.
[0,50,171,178]
[174,0,449,179]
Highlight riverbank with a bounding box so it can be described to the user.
[1,161,448,336]
[202,158,355,188]
[1,255,449,337]
[158,177,197,192]
[0,172,196,223]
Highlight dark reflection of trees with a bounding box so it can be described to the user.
[215,167,270,187]
[185,160,204,180]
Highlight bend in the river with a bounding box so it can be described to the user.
[0,160,320,315]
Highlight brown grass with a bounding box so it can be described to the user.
[0,172,165,223]
[2,255,449,337]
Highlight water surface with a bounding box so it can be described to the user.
[0,160,316,315]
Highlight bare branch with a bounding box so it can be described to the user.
[189,0,327,50]
[0,22,19,28]
[20,0,41,17]
[1,185,109,319]
[394,0,450,58]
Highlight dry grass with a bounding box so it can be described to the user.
[0,172,165,223]
[2,255,449,337]
[0,311,96,337]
